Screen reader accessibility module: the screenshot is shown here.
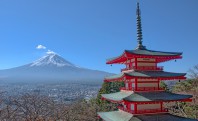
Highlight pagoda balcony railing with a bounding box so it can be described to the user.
[118,106,168,114]
[136,108,168,114]
[121,66,163,72]
[120,87,164,91]
[136,87,164,91]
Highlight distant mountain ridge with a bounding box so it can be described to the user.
[0,52,112,84]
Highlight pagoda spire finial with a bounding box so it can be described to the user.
[136,2,146,50]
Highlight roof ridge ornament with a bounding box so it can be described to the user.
[136,2,146,50]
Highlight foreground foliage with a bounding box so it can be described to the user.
[168,79,198,119]
[0,93,100,121]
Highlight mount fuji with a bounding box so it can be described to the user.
[0,52,112,84]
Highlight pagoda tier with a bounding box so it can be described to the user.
[98,111,197,121]
[101,91,192,115]
[104,71,186,82]
[106,49,182,64]
[101,91,192,103]
[104,71,186,92]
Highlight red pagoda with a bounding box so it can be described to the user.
[98,2,197,121]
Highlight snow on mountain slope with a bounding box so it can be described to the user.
[30,52,78,67]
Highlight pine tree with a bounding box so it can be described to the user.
[96,81,124,111]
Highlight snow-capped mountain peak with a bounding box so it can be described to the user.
[30,52,77,67]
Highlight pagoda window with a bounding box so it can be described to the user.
[132,83,135,88]
[137,83,158,87]
[137,83,158,91]
[125,82,129,90]
[124,104,127,109]
[137,103,161,110]
[137,62,156,67]
[130,104,135,110]
[136,79,159,90]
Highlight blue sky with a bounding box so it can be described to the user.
[0,0,197,74]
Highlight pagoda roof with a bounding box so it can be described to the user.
[123,91,192,102]
[102,91,133,102]
[135,114,198,121]
[97,110,136,121]
[98,111,197,121]
[105,71,186,82]
[106,49,182,64]
[125,49,182,56]
[102,91,192,102]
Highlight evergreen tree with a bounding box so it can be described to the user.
[96,81,124,111]
[160,81,169,91]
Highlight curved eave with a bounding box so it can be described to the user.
[125,49,182,56]
[104,73,125,82]
[135,113,197,121]
[105,75,186,82]
[123,92,193,102]
[101,91,192,103]
[97,111,135,121]
[106,52,126,64]
[101,91,133,103]
[125,51,182,63]
[98,111,197,121]
[106,50,183,64]
[104,71,186,82]
[101,98,122,103]
[124,97,192,103]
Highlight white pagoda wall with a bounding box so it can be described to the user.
[132,79,159,88]
[137,83,158,87]
[137,103,161,110]
[137,63,156,66]
[137,79,158,82]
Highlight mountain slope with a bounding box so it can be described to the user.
[0,53,112,84]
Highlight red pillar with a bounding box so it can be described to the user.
[135,78,138,91]
[134,103,137,114]
[160,102,163,111]
[135,58,137,69]
[129,82,131,90]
